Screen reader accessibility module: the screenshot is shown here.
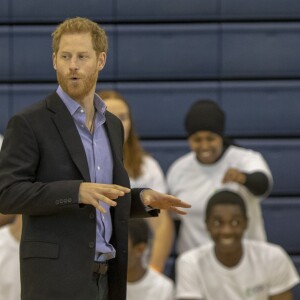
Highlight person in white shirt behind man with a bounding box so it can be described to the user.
[127,219,174,300]
[176,189,299,300]
[0,215,22,300]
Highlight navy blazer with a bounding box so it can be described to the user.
[0,92,153,300]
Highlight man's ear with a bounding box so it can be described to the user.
[98,52,106,71]
[52,53,57,70]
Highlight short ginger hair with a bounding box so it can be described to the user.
[52,17,108,55]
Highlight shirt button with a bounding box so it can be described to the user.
[89,242,95,248]
[80,109,84,113]
[97,166,101,171]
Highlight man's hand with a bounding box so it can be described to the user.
[222,168,246,185]
[140,189,192,215]
[79,183,130,213]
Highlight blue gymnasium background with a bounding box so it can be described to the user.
[1,0,300,294]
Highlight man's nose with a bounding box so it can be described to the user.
[69,57,79,70]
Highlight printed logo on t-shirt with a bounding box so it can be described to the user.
[245,284,266,297]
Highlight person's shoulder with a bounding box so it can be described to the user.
[178,242,213,263]
[226,145,262,159]
[148,268,174,287]
[167,151,195,175]
[143,155,161,169]
[244,239,288,259]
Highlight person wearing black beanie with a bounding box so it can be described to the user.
[167,99,273,255]
[184,100,225,138]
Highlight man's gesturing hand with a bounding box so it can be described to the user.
[79,183,130,213]
[140,189,192,215]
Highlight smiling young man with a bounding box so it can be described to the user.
[175,190,300,300]
[0,17,191,300]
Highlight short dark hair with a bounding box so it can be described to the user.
[128,219,152,246]
[205,190,247,220]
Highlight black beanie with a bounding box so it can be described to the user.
[184,100,225,137]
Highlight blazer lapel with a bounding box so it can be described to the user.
[46,93,91,182]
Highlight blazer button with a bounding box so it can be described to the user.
[89,213,95,219]
[55,200,59,205]
[89,242,95,248]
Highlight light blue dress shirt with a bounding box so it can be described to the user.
[57,86,116,262]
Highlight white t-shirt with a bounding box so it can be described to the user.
[130,155,167,193]
[0,226,21,300]
[176,240,300,300]
[167,145,273,254]
[127,268,174,300]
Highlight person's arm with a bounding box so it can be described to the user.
[147,210,175,272]
[222,169,270,196]
[269,290,293,300]
[0,214,16,226]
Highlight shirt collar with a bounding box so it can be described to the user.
[56,85,107,116]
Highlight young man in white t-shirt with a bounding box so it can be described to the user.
[176,190,300,300]
[127,219,174,300]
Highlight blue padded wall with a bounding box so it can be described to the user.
[115,0,219,21]
[12,26,54,81]
[117,24,220,80]
[221,81,300,137]
[262,199,300,254]
[114,82,220,138]
[11,0,113,23]
[0,85,10,134]
[0,1,9,22]
[10,26,115,81]
[103,80,300,138]
[221,0,300,20]
[0,27,10,81]
[2,0,300,22]
[221,23,300,78]
[291,256,300,298]
[239,140,300,196]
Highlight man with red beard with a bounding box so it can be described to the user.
[175,190,299,300]
[0,17,190,300]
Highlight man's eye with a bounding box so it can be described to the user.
[231,219,240,227]
[212,220,221,227]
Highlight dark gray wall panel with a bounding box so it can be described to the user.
[262,199,300,254]
[221,81,300,136]
[0,85,10,134]
[117,25,220,80]
[221,0,300,20]
[221,23,300,78]
[0,0,10,22]
[113,82,219,138]
[11,0,113,22]
[12,26,115,81]
[0,27,10,80]
[116,0,219,21]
